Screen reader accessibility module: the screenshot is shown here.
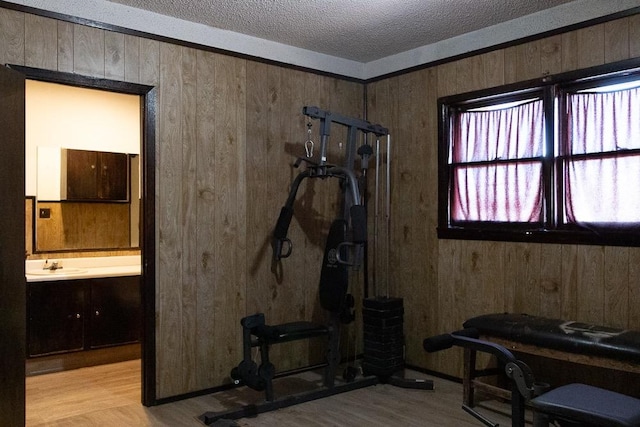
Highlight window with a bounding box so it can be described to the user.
[449,97,545,225]
[561,82,640,226]
[438,59,640,246]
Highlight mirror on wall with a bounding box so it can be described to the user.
[25,80,142,253]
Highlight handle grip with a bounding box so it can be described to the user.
[272,206,294,260]
[423,328,480,353]
[423,334,454,353]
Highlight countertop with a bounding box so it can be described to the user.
[25,255,141,282]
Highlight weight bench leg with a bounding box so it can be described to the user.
[510,380,526,427]
[259,341,275,402]
[463,347,476,407]
[532,411,551,427]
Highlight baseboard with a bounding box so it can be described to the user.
[26,343,141,376]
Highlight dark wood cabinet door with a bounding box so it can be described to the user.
[89,276,141,348]
[99,152,129,200]
[28,281,86,356]
[65,149,99,199]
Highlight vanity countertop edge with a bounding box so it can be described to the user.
[25,255,141,282]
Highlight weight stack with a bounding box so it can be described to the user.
[362,297,405,380]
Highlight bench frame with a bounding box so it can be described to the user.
[463,334,640,408]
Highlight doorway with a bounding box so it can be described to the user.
[26,80,141,252]
[13,65,157,414]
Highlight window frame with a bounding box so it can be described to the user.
[438,58,640,247]
[447,91,547,230]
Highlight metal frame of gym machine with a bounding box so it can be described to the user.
[199,106,429,425]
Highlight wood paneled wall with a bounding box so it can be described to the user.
[367,14,640,378]
[0,7,363,400]
[34,202,130,251]
[4,5,640,401]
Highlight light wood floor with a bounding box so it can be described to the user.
[26,360,514,426]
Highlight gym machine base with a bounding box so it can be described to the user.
[199,374,378,425]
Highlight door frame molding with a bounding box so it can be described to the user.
[0,63,26,427]
[12,65,158,406]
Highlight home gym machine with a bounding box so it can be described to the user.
[199,106,430,425]
[424,329,640,427]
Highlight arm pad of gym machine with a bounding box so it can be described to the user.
[272,206,294,259]
[274,206,293,240]
[350,205,367,243]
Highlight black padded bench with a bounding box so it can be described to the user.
[462,313,640,407]
[424,326,640,427]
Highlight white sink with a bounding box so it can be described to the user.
[25,256,141,282]
[27,268,88,276]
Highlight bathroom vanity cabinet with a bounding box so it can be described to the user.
[27,276,141,357]
[89,277,141,348]
[61,149,129,201]
[27,280,85,356]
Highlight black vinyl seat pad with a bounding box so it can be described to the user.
[530,383,640,427]
[463,313,640,362]
[253,321,329,344]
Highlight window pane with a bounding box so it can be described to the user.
[566,87,640,155]
[451,162,543,222]
[452,99,544,163]
[565,156,640,223]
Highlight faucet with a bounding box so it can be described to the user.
[43,260,62,271]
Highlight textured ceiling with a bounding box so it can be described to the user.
[106,0,575,62]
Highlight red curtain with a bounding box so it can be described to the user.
[451,100,544,222]
[565,87,640,223]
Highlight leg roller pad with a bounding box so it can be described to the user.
[530,383,640,427]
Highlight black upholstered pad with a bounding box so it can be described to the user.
[530,383,640,427]
[253,321,329,343]
[463,313,640,362]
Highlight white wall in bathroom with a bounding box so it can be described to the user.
[25,80,141,197]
